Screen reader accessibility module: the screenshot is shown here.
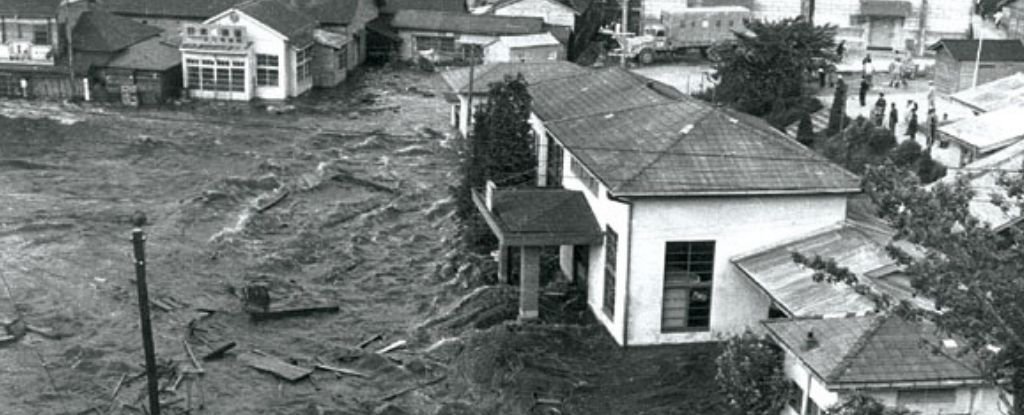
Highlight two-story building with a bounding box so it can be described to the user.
[0,0,71,97]
[474,67,863,345]
[179,0,316,100]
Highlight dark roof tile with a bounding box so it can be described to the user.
[236,0,317,43]
[381,0,465,14]
[440,61,587,94]
[391,10,544,35]
[929,39,1024,62]
[73,10,162,52]
[105,37,181,71]
[0,0,63,17]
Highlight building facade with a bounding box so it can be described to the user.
[929,39,1024,93]
[390,10,546,61]
[180,0,316,101]
[482,33,565,63]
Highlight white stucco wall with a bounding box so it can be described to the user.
[751,0,802,22]
[643,0,689,19]
[493,0,576,29]
[626,194,849,344]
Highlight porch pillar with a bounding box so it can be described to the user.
[497,243,509,284]
[519,246,540,320]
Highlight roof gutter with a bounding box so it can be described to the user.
[829,378,987,390]
[610,187,863,198]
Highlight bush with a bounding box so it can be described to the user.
[820,117,896,174]
[828,394,919,415]
[797,112,815,146]
[715,331,795,415]
[885,140,948,184]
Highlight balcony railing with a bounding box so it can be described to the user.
[0,42,55,65]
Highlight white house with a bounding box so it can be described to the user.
[389,10,546,62]
[764,315,1011,415]
[474,67,863,346]
[180,0,317,101]
[482,32,565,64]
[439,60,586,136]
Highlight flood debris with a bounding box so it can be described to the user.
[313,363,368,378]
[201,341,237,361]
[358,332,384,349]
[238,351,313,382]
[247,304,340,322]
[376,340,407,354]
[256,188,290,213]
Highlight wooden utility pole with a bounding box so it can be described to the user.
[466,47,476,134]
[972,36,984,88]
[807,0,816,25]
[131,212,160,415]
[64,0,75,94]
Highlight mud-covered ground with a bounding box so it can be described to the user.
[0,67,724,415]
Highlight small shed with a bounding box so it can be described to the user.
[928,39,1024,93]
[937,105,1024,166]
[100,37,183,105]
[483,32,564,63]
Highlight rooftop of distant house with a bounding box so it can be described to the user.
[72,9,162,53]
[98,0,361,26]
[390,10,545,35]
[0,0,64,17]
[929,39,1024,62]
[941,137,1024,231]
[440,60,587,95]
[764,315,982,388]
[231,0,318,45]
[380,0,465,15]
[950,72,1024,113]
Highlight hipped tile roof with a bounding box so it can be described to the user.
[440,60,586,94]
[0,0,63,17]
[235,0,317,45]
[531,68,861,196]
[765,315,982,386]
[105,36,181,71]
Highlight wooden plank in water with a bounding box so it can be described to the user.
[238,352,312,382]
[247,305,340,322]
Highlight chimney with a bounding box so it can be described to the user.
[485,180,496,212]
[803,331,819,351]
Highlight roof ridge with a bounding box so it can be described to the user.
[826,314,888,382]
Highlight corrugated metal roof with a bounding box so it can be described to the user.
[928,39,1024,62]
[493,32,561,48]
[733,223,893,317]
[950,72,1024,113]
[941,138,1024,230]
[439,60,586,94]
[765,315,982,386]
[391,10,544,35]
[939,105,1024,153]
[531,68,862,196]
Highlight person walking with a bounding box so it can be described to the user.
[836,40,846,61]
[888,57,901,87]
[906,105,919,140]
[859,78,870,107]
[927,108,938,147]
[926,80,937,113]
[873,93,887,126]
[862,54,875,85]
[888,102,899,131]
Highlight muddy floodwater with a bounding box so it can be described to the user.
[0,68,725,415]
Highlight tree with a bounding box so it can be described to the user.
[827,394,919,415]
[452,74,537,254]
[709,17,838,118]
[826,78,848,135]
[819,116,896,174]
[796,160,1024,414]
[797,111,815,146]
[715,331,796,415]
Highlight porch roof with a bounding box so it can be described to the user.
[472,187,602,246]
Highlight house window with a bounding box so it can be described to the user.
[546,135,564,188]
[569,156,600,195]
[187,27,196,35]
[415,36,456,53]
[715,19,722,28]
[661,241,714,332]
[256,54,279,87]
[33,24,48,45]
[728,20,734,27]
[897,389,957,407]
[572,244,589,285]
[679,21,686,29]
[185,56,246,92]
[296,46,312,83]
[603,227,618,319]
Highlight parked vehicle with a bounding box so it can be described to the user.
[603,6,751,64]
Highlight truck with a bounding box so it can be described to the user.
[604,6,752,64]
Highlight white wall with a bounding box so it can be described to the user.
[783,349,842,414]
[751,0,802,22]
[626,194,849,344]
[643,0,689,19]
[208,11,289,100]
[493,0,576,29]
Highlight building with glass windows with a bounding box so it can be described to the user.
[179,0,316,101]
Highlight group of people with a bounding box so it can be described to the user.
[864,81,946,147]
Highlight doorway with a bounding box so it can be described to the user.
[868,18,898,50]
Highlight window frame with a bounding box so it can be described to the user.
[295,46,312,83]
[661,241,715,332]
[546,135,564,188]
[255,53,279,87]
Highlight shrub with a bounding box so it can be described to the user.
[715,331,795,415]
[828,394,919,415]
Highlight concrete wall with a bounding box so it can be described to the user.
[626,194,848,344]
[493,0,576,29]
